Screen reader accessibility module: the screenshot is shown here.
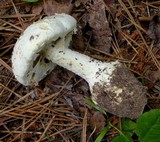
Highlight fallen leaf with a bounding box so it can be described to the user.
[31,2,43,14]
[147,15,160,47]
[44,67,71,93]
[72,29,85,51]
[90,111,106,134]
[146,70,160,82]
[43,0,73,16]
[103,0,116,13]
[85,0,112,53]
[0,0,11,15]
[74,0,87,7]
[146,82,155,90]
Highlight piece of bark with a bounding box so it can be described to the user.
[85,0,112,53]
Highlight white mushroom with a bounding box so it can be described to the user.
[12,13,147,119]
[12,13,76,85]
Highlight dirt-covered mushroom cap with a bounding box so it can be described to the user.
[12,13,77,85]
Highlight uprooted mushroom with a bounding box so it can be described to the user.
[12,13,147,119]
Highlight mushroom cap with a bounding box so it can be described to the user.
[12,13,77,85]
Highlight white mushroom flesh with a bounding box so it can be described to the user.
[12,13,77,85]
[45,42,120,96]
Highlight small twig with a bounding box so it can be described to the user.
[0,19,23,32]
[0,58,12,73]
[37,116,55,142]
[10,0,25,30]
[0,14,38,19]
[82,108,87,142]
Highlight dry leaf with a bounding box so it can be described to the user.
[90,111,106,134]
[32,2,43,15]
[146,70,160,82]
[72,29,85,51]
[147,15,160,47]
[86,0,112,53]
[103,0,116,13]
[74,0,87,6]
[44,0,73,16]
[0,0,11,15]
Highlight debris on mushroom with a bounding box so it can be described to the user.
[12,13,147,119]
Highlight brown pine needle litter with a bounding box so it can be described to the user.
[1,0,160,141]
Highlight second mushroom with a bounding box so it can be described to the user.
[12,13,147,119]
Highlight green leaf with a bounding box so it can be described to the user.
[135,109,160,142]
[111,119,135,142]
[84,98,106,115]
[22,0,39,3]
[94,125,111,142]
[112,133,133,142]
[121,119,136,132]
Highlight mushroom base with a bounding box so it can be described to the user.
[92,65,147,119]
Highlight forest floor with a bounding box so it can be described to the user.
[0,0,160,141]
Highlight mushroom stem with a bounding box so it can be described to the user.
[45,38,118,86]
[45,38,147,119]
